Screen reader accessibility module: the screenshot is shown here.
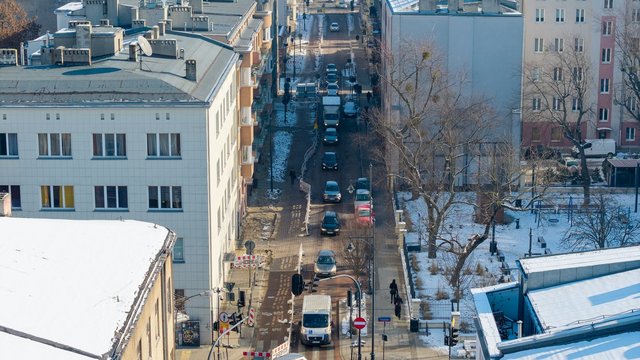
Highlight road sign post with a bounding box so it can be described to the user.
[378,317,390,360]
[354,317,367,329]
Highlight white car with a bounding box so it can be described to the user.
[327,83,339,96]
[330,22,340,32]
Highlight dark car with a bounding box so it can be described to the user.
[321,210,341,235]
[356,177,370,191]
[323,127,338,145]
[326,72,338,85]
[322,151,338,170]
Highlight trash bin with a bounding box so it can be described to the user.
[410,318,419,333]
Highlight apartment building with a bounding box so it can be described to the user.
[0,217,176,359]
[521,0,640,153]
[380,0,523,186]
[0,24,239,344]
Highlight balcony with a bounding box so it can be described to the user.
[240,67,253,87]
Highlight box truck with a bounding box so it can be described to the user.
[322,96,341,127]
[300,295,332,346]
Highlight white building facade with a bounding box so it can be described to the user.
[0,28,239,344]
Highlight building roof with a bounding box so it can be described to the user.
[518,246,640,274]
[387,0,521,14]
[0,217,174,359]
[54,1,83,13]
[527,268,640,332]
[501,331,640,360]
[0,30,237,106]
[606,158,640,168]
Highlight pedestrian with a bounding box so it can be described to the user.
[289,169,296,185]
[389,279,398,304]
[394,296,403,319]
[366,91,372,104]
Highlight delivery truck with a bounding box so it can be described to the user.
[322,96,341,127]
[300,295,332,346]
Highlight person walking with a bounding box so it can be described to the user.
[289,169,296,185]
[389,279,398,304]
[394,296,403,319]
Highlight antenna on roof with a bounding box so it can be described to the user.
[136,35,153,70]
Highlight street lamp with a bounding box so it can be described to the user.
[291,35,296,81]
[369,162,377,360]
[283,42,288,79]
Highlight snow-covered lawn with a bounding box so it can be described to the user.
[399,191,640,329]
[267,131,293,183]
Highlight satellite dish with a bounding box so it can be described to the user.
[137,36,153,56]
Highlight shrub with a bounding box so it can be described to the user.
[435,287,450,300]
[420,300,433,320]
[429,261,439,275]
[415,276,424,290]
[463,266,473,276]
[411,255,420,273]
[460,320,472,333]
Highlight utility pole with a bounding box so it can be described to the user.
[369,162,376,360]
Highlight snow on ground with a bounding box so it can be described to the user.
[400,191,640,326]
[339,295,369,337]
[275,102,298,127]
[267,131,293,183]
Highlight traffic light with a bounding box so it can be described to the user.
[450,327,459,346]
[350,0,354,11]
[450,311,460,346]
[213,321,219,331]
[238,290,246,308]
[291,273,305,296]
[444,334,449,346]
[347,290,352,307]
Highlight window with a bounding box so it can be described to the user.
[0,185,21,208]
[554,38,564,52]
[93,133,126,157]
[148,186,182,209]
[41,185,74,209]
[572,97,582,111]
[573,67,584,81]
[532,98,541,111]
[628,96,638,112]
[0,133,18,157]
[136,340,142,360]
[147,133,181,157]
[553,67,564,81]
[574,37,584,52]
[556,8,565,22]
[534,38,545,53]
[604,0,613,8]
[551,127,562,142]
[38,133,71,157]
[600,78,610,93]
[173,237,185,262]
[602,48,611,63]
[626,127,636,141]
[599,108,609,121]
[536,8,545,22]
[532,67,541,81]
[602,21,613,35]
[633,9,640,22]
[532,127,541,142]
[94,186,128,209]
[147,319,152,357]
[155,300,160,339]
[576,9,585,23]
[553,97,562,111]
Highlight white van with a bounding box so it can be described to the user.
[300,295,332,346]
[572,139,616,158]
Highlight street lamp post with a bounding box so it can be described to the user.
[369,162,377,360]
[291,35,296,81]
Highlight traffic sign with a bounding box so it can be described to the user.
[353,317,367,330]
[378,316,391,322]
[219,312,229,323]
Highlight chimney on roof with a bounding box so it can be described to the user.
[129,42,139,62]
[0,49,18,66]
[100,19,110,26]
[418,0,437,11]
[449,0,462,12]
[185,59,197,81]
[483,0,500,13]
[158,21,166,36]
[76,24,92,49]
[191,0,203,13]
[165,19,173,31]
[152,25,160,39]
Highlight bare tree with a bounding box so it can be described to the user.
[0,0,40,49]
[561,194,640,250]
[339,235,371,285]
[616,0,640,122]
[370,40,498,259]
[523,44,594,204]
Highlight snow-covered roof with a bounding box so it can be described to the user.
[501,331,640,360]
[54,1,83,13]
[0,217,173,359]
[471,284,519,358]
[528,268,640,331]
[518,246,640,274]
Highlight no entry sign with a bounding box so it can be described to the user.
[353,317,367,330]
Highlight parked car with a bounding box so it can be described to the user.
[343,100,357,117]
[327,83,339,96]
[355,204,375,226]
[321,211,341,235]
[322,151,339,170]
[314,250,337,277]
[323,180,342,203]
[336,1,348,8]
[354,188,371,210]
[330,22,340,32]
[326,63,337,74]
[323,127,339,145]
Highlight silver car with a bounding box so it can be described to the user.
[323,180,342,203]
[314,250,337,277]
